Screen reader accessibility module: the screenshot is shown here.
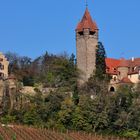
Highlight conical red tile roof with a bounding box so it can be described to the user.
[76,8,98,32]
[120,77,133,83]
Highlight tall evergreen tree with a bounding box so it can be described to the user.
[95,42,107,80]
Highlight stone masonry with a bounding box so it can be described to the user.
[76,8,98,85]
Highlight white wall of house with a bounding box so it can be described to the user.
[128,74,140,84]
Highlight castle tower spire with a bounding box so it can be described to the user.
[76,8,99,85]
[76,7,98,32]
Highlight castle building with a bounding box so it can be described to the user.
[76,8,140,89]
[106,58,140,92]
[76,8,98,85]
[0,52,9,79]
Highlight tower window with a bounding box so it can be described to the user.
[78,31,83,36]
[90,31,95,35]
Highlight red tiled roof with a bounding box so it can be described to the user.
[105,58,121,74]
[117,58,129,67]
[120,77,132,83]
[105,58,140,75]
[76,8,98,32]
[128,58,140,74]
[129,58,140,66]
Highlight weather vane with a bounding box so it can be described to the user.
[85,0,88,8]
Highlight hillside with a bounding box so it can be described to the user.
[0,125,129,140]
[1,52,139,139]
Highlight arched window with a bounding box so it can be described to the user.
[110,87,115,92]
[114,77,117,81]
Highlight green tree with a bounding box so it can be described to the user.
[107,85,134,131]
[57,98,74,130]
[72,85,79,105]
[23,108,41,125]
[95,42,106,80]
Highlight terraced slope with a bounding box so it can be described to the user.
[0,125,129,140]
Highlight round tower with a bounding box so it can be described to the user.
[117,58,129,80]
[76,8,98,85]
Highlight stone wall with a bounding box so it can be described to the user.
[117,67,129,80]
[76,29,98,85]
[0,78,17,112]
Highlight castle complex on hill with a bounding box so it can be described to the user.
[76,8,140,91]
[0,8,140,93]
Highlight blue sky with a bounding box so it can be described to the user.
[0,0,140,59]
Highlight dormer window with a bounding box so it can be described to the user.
[106,67,110,72]
[114,68,117,72]
[132,67,135,72]
[134,66,137,71]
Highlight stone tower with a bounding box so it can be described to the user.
[117,58,129,80]
[76,8,98,84]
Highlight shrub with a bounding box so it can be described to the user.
[121,130,139,138]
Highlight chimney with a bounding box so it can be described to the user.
[132,57,134,62]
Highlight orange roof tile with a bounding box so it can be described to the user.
[129,58,140,66]
[105,58,120,74]
[76,8,98,32]
[120,77,133,83]
[117,58,129,67]
[105,57,140,75]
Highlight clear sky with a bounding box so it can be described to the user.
[0,0,140,59]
